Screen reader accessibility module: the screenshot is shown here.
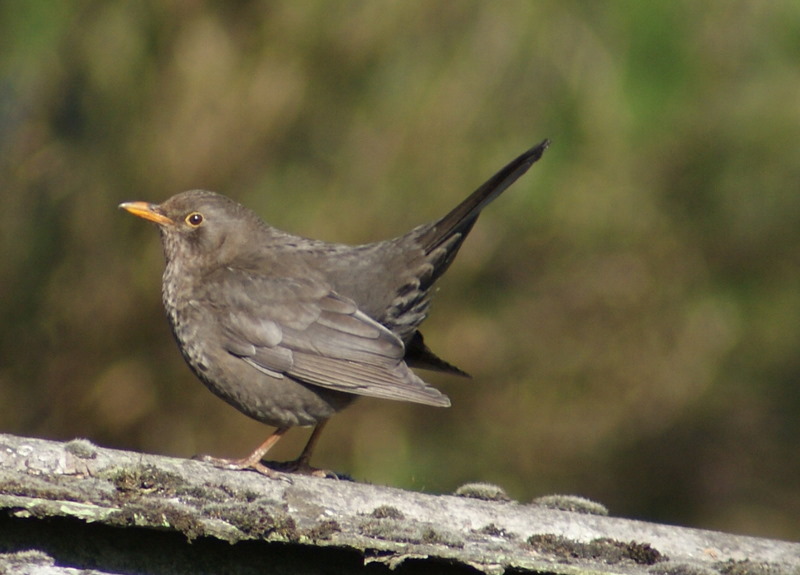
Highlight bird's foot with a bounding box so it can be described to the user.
[269,457,340,479]
[194,454,292,482]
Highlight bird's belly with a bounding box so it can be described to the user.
[198,353,355,427]
[168,304,354,428]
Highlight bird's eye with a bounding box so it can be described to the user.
[185,212,204,227]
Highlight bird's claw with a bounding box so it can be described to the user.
[268,458,341,479]
[193,454,293,483]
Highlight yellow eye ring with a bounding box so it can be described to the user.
[185,212,204,226]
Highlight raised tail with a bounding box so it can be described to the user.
[398,139,549,375]
[414,138,549,287]
[418,139,550,254]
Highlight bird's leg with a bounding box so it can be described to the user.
[197,426,290,478]
[277,420,337,478]
[294,420,328,470]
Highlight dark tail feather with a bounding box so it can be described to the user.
[405,331,471,377]
[419,139,550,254]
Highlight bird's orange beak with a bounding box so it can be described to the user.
[119,201,174,225]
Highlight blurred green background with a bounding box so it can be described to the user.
[1,1,799,541]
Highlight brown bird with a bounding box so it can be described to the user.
[120,139,549,477]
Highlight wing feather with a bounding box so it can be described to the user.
[211,268,449,407]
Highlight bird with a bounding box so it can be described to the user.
[120,139,549,477]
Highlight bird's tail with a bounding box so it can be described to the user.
[413,138,549,290]
[418,139,550,255]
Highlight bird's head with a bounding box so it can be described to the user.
[119,190,262,266]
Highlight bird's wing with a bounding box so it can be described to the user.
[210,269,450,407]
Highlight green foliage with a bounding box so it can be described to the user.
[1,1,799,540]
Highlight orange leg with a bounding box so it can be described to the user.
[198,426,290,478]
[198,420,337,478]
[290,420,328,472]
[272,420,339,478]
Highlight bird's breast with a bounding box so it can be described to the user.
[161,264,208,362]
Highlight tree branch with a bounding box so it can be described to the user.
[0,433,797,574]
